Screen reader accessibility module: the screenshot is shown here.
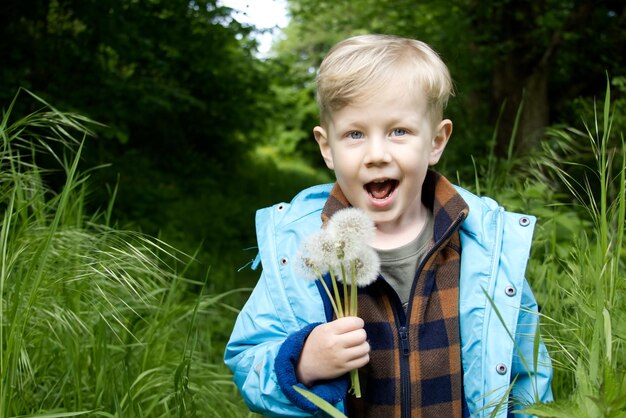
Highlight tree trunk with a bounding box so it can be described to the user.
[492,56,550,158]
[487,0,595,158]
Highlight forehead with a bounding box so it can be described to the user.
[322,66,433,118]
[328,77,430,123]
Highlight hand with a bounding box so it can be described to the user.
[296,316,370,386]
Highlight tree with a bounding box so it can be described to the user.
[279,0,626,160]
[0,0,280,261]
[0,0,271,164]
[467,0,626,156]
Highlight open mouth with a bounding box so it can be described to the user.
[364,179,399,200]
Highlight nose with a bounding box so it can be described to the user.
[364,136,391,166]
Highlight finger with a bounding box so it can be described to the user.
[344,352,370,370]
[329,316,365,334]
[343,340,370,362]
[336,327,368,348]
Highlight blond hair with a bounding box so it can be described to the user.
[316,34,454,124]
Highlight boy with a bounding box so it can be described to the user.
[225,34,553,417]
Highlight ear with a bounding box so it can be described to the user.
[429,119,452,165]
[313,126,334,170]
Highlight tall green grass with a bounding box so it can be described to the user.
[470,82,626,416]
[0,90,253,416]
[524,82,626,417]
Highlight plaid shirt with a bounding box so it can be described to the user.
[322,171,469,418]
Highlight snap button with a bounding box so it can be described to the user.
[277,204,285,212]
[519,216,530,227]
[504,285,516,297]
[279,257,288,266]
[496,363,507,375]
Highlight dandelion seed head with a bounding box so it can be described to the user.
[350,246,380,287]
[295,255,319,281]
[327,208,375,261]
[354,259,364,271]
[320,239,334,255]
[318,232,340,265]
[295,231,331,280]
[334,240,346,260]
[297,210,378,287]
[328,208,375,245]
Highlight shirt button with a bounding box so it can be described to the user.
[277,204,285,212]
[519,216,530,227]
[279,257,288,266]
[504,285,517,297]
[496,363,508,375]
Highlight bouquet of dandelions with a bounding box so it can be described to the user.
[295,208,380,403]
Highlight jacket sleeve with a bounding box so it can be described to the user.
[224,268,347,417]
[510,278,554,416]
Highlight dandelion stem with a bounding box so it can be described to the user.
[328,266,344,318]
[350,369,361,398]
[350,260,358,317]
[341,263,349,316]
[316,271,341,319]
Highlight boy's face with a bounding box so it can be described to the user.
[314,78,452,234]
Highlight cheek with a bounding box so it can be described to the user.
[332,161,350,178]
[332,150,358,170]
[397,153,431,177]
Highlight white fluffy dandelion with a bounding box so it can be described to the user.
[295,230,331,281]
[326,208,375,260]
[349,246,380,288]
[295,208,380,399]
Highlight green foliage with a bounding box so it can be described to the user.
[526,83,626,417]
[0,0,272,164]
[89,136,332,300]
[470,81,626,416]
[0,92,253,416]
[279,0,626,169]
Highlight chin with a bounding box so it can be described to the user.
[368,211,397,226]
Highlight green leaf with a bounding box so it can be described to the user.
[603,308,612,364]
[16,412,93,418]
[292,385,348,418]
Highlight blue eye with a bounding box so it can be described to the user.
[348,131,364,139]
[391,128,407,136]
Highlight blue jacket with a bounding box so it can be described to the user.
[225,183,553,417]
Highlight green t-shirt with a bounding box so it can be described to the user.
[376,210,434,310]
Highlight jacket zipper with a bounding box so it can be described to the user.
[399,325,411,418]
[384,212,466,418]
[375,279,410,418]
